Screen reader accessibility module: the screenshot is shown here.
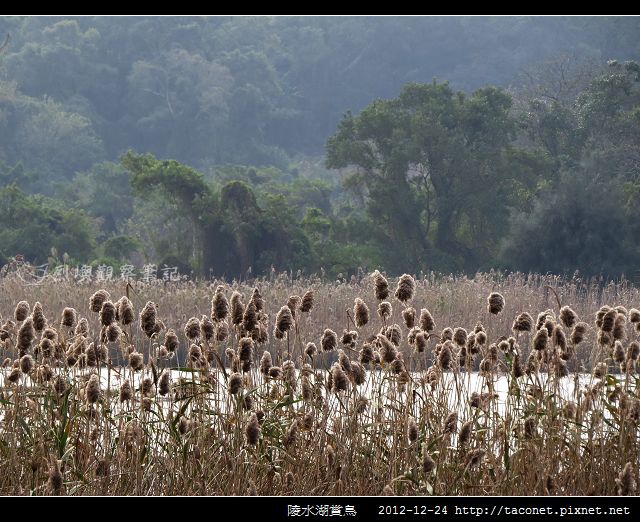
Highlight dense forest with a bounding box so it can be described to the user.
[0,16,639,280]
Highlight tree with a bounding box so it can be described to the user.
[501,173,638,279]
[0,184,96,263]
[502,60,640,278]
[126,48,233,163]
[61,161,134,237]
[326,81,520,272]
[121,152,312,277]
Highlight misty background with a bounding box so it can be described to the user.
[0,16,639,280]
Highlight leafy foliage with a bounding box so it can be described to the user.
[0,17,639,278]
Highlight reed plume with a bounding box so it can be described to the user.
[246,412,261,446]
[300,289,314,313]
[212,287,229,321]
[15,300,30,322]
[321,328,338,352]
[616,462,636,496]
[32,302,46,331]
[61,307,77,328]
[89,290,110,313]
[372,270,389,300]
[487,292,505,314]
[395,273,415,303]
[354,298,369,327]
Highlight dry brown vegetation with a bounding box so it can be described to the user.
[0,271,638,496]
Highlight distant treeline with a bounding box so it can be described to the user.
[0,17,639,279]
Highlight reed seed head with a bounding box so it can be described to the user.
[287,295,301,316]
[593,362,607,379]
[268,366,282,379]
[438,342,452,370]
[465,449,485,469]
[184,317,201,341]
[626,341,640,362]
[601,309,617,332]
[246,412,261,445]
[239,337,254,363]
[216,321,229,342]
[613,341,625,364]
[559,306,577,328]
[305,342,317,358]
[47,456,63,495]
[139,301,158,338]
[230,292,245,326]
[402,307,416,328]
[17,317,35,354]
[571,322,588,345]
[283,422,298,448]
[377,334,397,363]
[354,298,369,327]
[533,327,548,351]
[242,301,257,332]
[259,351,273,376]
[129,352,144,371]
[331,362,349,392]
[443,412,458,434]
[512,353,524,378]
[106,323,121,342]
[229,372,243,394]
[341,330,358,346]
[351,361,366,386]
[20,354,34,374]
[385,324,402,346]
[119,380,132,402]
[158,370,170,396]
[73,317,88,337]
[395,274,415,303]
[89,290,110,313]
[86,373,101,403]
[360,343,374,364]
[441,327,453,341]
[419,309,435,332]
[275,305,293,334]
[300,289,314,313]
[613,314,626,341]
[372,270,389,300]
[487,292,505,314]
[282,359,297,389]
[552,325,566,350]
[321,328,338,352]
[15,300,30,322]
[512,312,533,332]
[117,297,134,325]
[61,307,77,328]
[32,302,46,332]
[453,327,467,346]
[377,301,392,321]
[212,289,229,321]
[7,367,21,384]
[616,462,636,496]
[422,452,436,474]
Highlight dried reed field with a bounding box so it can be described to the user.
[0,271,638,496]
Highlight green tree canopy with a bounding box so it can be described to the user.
[0,184,96,263]
[326,81,527,272]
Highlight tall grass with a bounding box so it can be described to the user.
[0,271,638,495]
